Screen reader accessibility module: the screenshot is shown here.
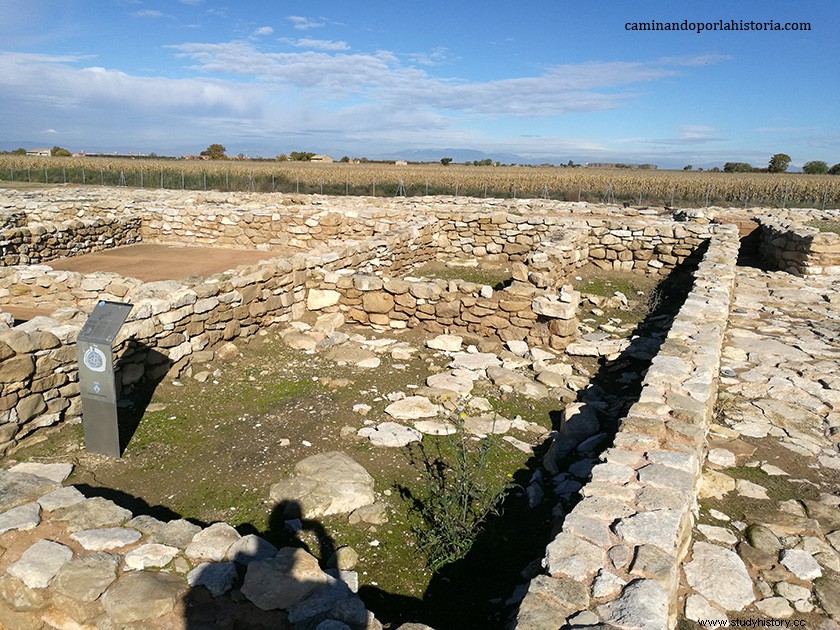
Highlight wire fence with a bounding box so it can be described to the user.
[1,163,838,210]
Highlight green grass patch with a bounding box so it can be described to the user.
[808,219,840,235]
[725,465,805,502]
[410,261,512,289]
[576,275,639,298]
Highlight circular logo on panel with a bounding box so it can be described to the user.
[83,345,107,373]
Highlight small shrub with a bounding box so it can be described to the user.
[397,413,512,571]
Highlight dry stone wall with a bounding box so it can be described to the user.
[308,271,580,349]
[0,217,141,266]
[0,187,727,456]
[757,215,840,275]
[513,225,741,629]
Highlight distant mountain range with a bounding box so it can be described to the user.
[380,148,534,165]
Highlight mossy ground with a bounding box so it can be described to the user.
[410,259,512,289]
[807,219,840,235]
[6,324,557,625]
[6,262,670,627]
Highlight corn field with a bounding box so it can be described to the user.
[1,155,838,208]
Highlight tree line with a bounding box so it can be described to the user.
[719,154,840,175]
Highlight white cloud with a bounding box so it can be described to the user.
[287,16,324,30]
[0,51,260,114]
[132,9,163,18]
[43,128,59,134]
[171,42,723,118]
[284,38,350,52]
[646,124,725,145]
[255,26,273,36]
[0,43,733,161]
[408,47,450,66]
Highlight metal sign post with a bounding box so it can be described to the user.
[76,300,133,458]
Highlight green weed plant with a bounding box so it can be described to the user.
[397,409,513,572]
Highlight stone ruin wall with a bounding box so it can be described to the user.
[0,218,440,456]
[0,187,801,628]
[514,224,741,628]
[0,217,141,266]
[757,214,840,276]
[0,188,724,462]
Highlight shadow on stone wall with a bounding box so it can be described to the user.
[177,500,375,630]
[113,343,172,454]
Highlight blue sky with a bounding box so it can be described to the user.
[1,0,837,168]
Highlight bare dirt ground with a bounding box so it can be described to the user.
[47,242,282,282]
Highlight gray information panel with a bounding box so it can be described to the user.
[77,300,133,458]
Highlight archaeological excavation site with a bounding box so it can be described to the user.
[0,185,838,630]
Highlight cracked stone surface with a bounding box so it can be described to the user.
[683,264,840,624]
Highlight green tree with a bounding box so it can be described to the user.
[723,162,753,173]
[200,144,227,160]
[289,151,315,161]
[340,156,350,163]
[51,146,71,157]
[683,165,693,171]
[440,157,453,166]
[829,163,840,175]
[11,148,26,155]
[802,160,829,174]
[768,153,791,173]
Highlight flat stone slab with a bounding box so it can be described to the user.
[544,532,606,582]
[426,334,463,352]
[188,561,238,596]
[0,469,59,512]
[227,534,278,565]
[7,539,74,588]
[8,462,73,483]
[0,502,40,534]
[37,486,85,511]
[684,542,756,611]
[614,509,683,551]
[463,414,511,436]
[384,396,440,420]
[185,522,241,561]
[780,549,822,580]
[51,497,132,531]
[241,547,331,611]
[358,422,422,447]
[270,451,376,518]
[71,527,142,551]
[413,420,458,435]
[101,570,185,624]
[53,552,118,602]
[127,515,202,548]
[425,372,474,395]
[449,352,502,372]
[124,543,181,570]
[598,579,669,629]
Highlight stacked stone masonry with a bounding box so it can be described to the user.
[513,225,741,629]
[757,215,840,276]
[1,217,141,266]
[1,187,831,629]
[0,462,379,629]
[0,188,721,458]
